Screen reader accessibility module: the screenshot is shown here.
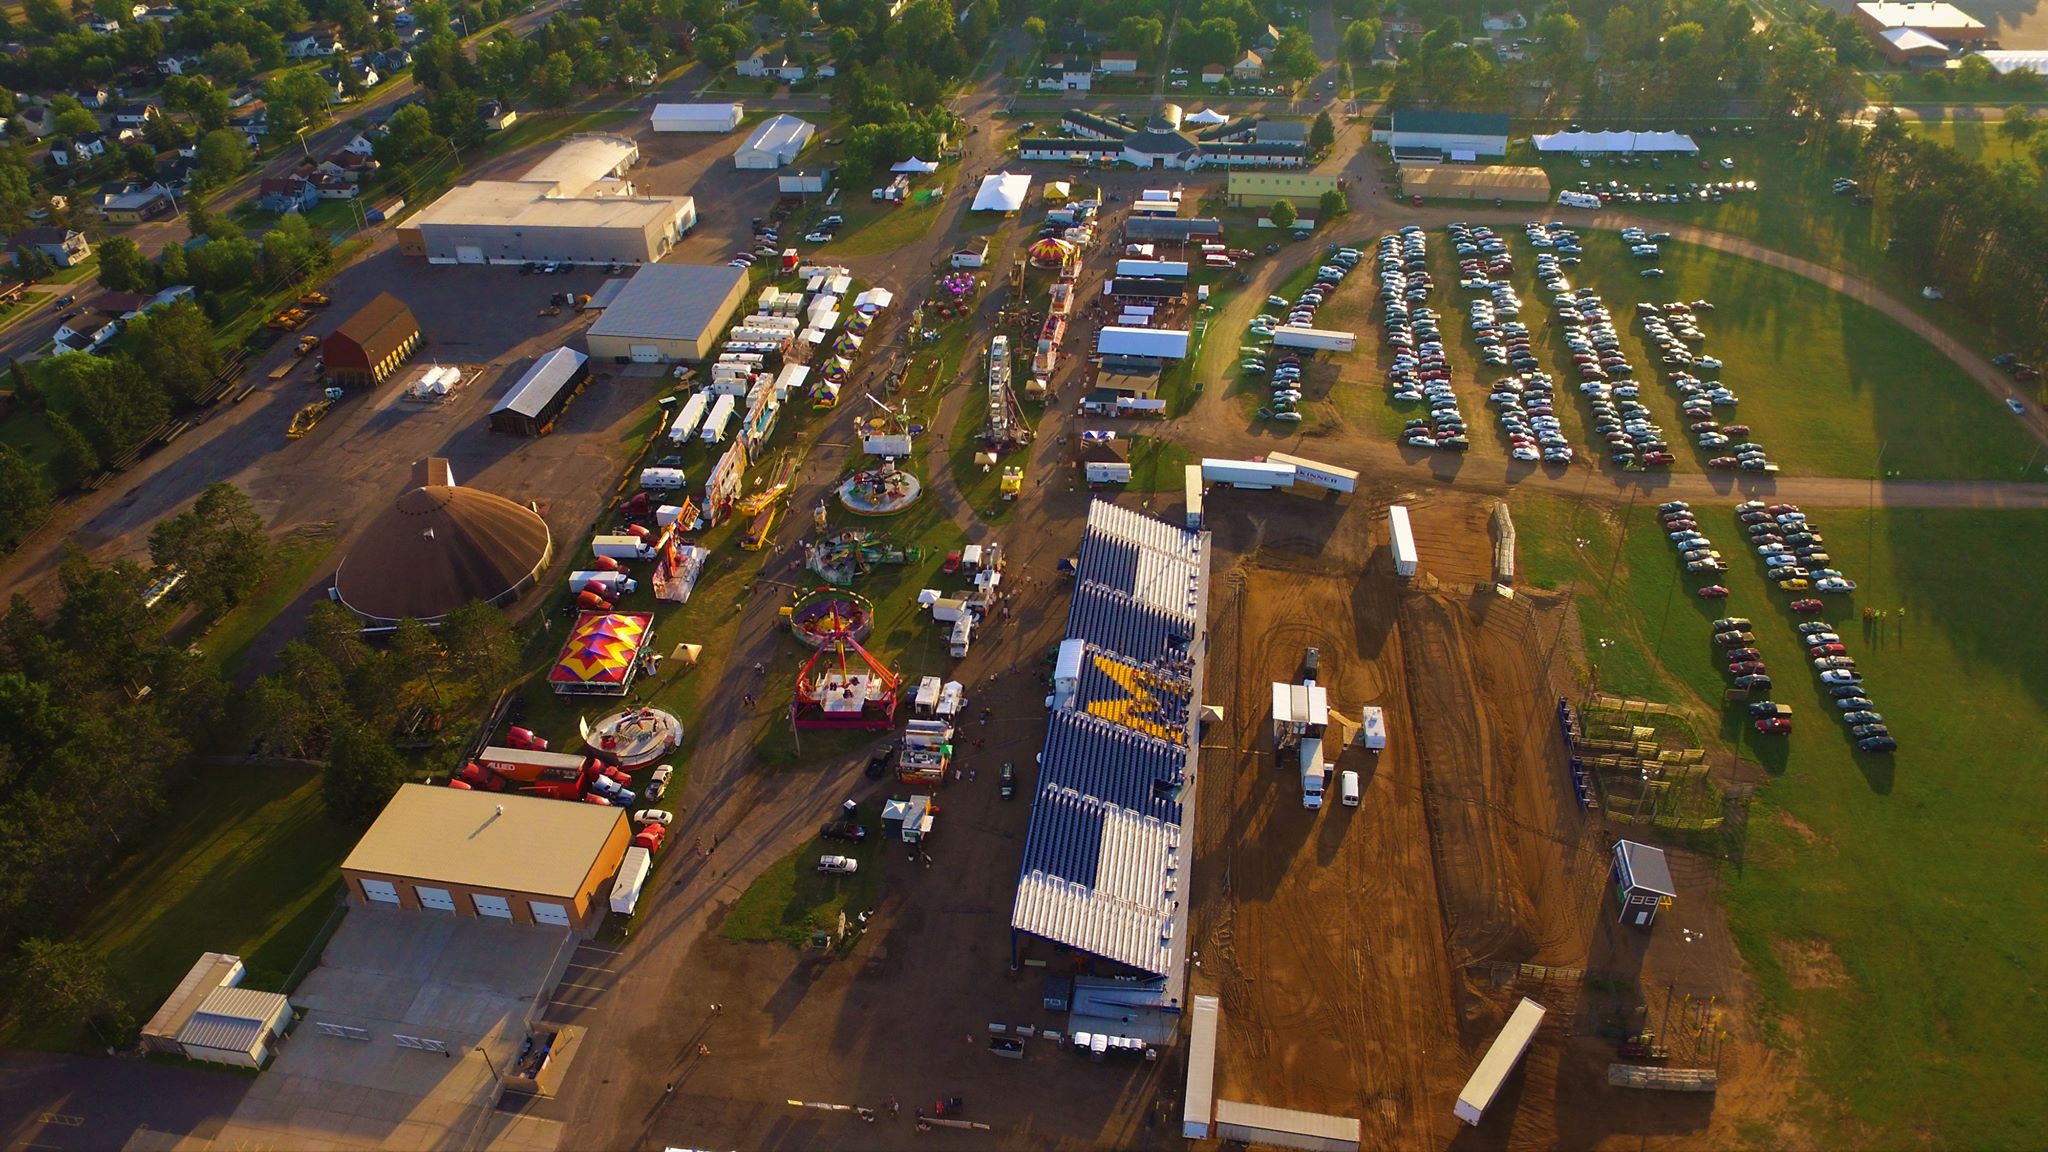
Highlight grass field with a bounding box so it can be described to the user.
[190,532,337,681]
[1555,238,2041,481]
[1514,491,2048,1145]
[831,193,951,259]
[0,765,355,1050]
[720,815,883,947]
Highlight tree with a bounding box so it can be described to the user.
[375,104,443,166]
[1270,26,1320,79]
[533,50,577,107]
[1115,15,1164,69]
[247,673,323,757]
[440,600,516,685]
[1309,109,1335,154]
[1320,186,1348,219]
[22,0,71,39]
[694,23,749,70]
[1022,15,1045,41]
[146,481,271,617]
[49,356,169,459]
[126,301,222,408]
[323,723,409,826]
[776,0,811,40]
[45,411,98,491]
[204,42,255,84]
[306,599,369,670]
[194,127,250,188]
[2000,104,2038,144]
[55,106,102,139]
[259,213,330,285]
[1342,17,1379,66]
[95,235,150,291]
[157,239,188,286]
[6,938,120,1037]
[1268,197,1297,227]
[0,444,50,549]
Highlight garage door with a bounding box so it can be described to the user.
[629,345,662,363]
[416,886,456,912]
[455,246,485,264]
[360,879,400,904]
[472,893,513,919]
[529,901,571,927]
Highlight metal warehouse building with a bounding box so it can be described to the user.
[489,346,590,436]
[1379,109,1511,160]
[398,135,695,266]
[651,101,743,132]
[1010,501,1210,1038]
[342,785,631,935]
[734,113,816,169]
[585,263,750,362]
[1227,170,1341,207]
[141,952,294,1069]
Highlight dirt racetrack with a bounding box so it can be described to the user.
[1188,485,1767,1149]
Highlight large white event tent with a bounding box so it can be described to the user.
[1531,130,1699,154]
[1184,108,1231,125]
[1977,50,2048,75]
[972,172,1033,212]
[891,156,940,173]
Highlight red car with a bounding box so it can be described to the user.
[1707,456,1739,469]
[1755,717,1791,735]
[1767,504,1800,515]
[1789,598,1825,613]
[1697,584,1729,598]
[1729,660,1769,676]
[1808,642,1847,656]
[1726,647,1762,661]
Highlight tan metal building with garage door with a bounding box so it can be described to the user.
[341,785,631,936]
[585,263,750,363]
[1401,164,1552,202]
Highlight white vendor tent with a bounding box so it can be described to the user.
[891,156,940,173]
[1977,50,2048,75]
[1531,129,1698,154]
[972,172,1032,212]
[1184,108,1230,125]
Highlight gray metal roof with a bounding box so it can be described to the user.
[1254,119,1310,144]
[176,985,288,1053]
[491,347,588,419]
[1123,216,1224,240]
[586,264,747,343]
[1212,1099,1362,1143]
[1124,128,1198,157]
[1617,840,1677,897]
[1391,108,1511,137]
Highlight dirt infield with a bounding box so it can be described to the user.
[1189,485,1771,1148]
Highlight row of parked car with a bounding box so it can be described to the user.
[1631,296,1781,473]
[1737,501,1894,753]
[1247,246,1363,421]
[1563,178,1759,206]
[1450,223,1572,465]
[1531,226,1675,469]
[1377,228,1472,452]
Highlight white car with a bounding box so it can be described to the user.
[645,764,672,800]
[634,809,673,826]
[818,855,860,875]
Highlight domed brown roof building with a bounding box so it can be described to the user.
[333,459,553,625]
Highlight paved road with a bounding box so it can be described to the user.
[0,1050,251,1152]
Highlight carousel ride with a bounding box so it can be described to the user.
[789,592,901,730]
[837,458,922,514]
[806,529,920,586]
[583,705,683,769]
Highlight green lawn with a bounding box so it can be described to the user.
[1515,491,2048,1145]
[189,533,337,680]
[720,817,883,947]
[1126,435,1191,491]
[1900,115,2040,172]
[2,765,355,1049]
[1558,238,2041,481]
[830,194,950,259]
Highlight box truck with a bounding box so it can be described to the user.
[1389,505,1418,578]
[593,535,658,562]
[569,571,638,595]
[1361,705,1387,752]
[1201,458,1296,489]
[1299,736,1327,809]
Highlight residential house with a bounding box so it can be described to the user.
[257,175,320,214]
[1036,58,1093,91]
[7,226,92,268]
[114,103,159,128]
[1257,23,1282,50]
[54,309,124,353]
[285,29,341,58]
[1234,50,1264,78]
[1481,10,1527,32]
[735,47,780,77]
[157,52,203,75]
[317,149,377,182]
[159,155,198,190]
[339,131,377,157]
[1201,64,1226,84]
[1098,51,1139,73]
[141,6,181,23]
[227,88,260,109]
[311,172,359,199]
[82,14,122,34]
[76,85,111,110]
[367,48,412,72]
[96,180,174,222]
[14,106,57,139]
[52,134,109,168]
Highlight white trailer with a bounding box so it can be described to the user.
[700,393,738,442]
[569,571,639,595]
[1360,705,1387,752]
[1456,998,1547,1126]
[1115,258,1190,279]
[1184,464,1205,529]
[1264,451,1359,494]
[949,615,974,657]
[651,102,743,133]
[1273,325,1358,352]
[666,391,709,443]
[1203,458,1296,490]
[639,466,687,490]
[592,535,658,561]
[951,238,989,268]
[609,846,652,914]
[1389,505,1419,578]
